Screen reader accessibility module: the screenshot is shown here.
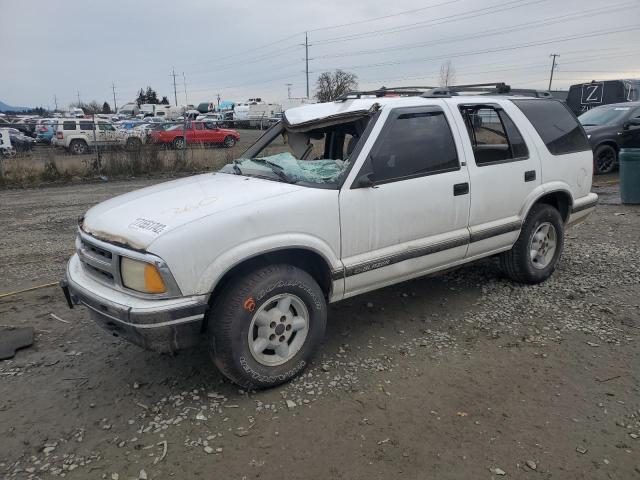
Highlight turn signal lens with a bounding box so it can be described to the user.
[120,257,166,294]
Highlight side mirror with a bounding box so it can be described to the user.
[354,172,377,188]
[625,117,640,129]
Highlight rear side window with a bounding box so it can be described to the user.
[63,121,76,130]
[369,109,459,183]
[512,99,590,155]
[459,105,529,165]
[79,121,95,131]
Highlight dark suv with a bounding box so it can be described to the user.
[579,102,640,174]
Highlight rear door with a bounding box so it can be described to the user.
[451,101,541,258]
[339,105,470,297]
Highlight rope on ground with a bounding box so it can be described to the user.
[0,282,59,299]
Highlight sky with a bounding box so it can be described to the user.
[1,0,639,110]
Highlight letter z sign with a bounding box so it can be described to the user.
[581,83,603,105]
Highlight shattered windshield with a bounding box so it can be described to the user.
[221,117,371,187]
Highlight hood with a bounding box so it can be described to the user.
[82,173,301,250]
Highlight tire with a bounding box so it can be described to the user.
[594,144,617,175]
[126,137,142,152]
[500,204,564,284]
[223,135,236,148]
[209,264,327,389]
[173,137,185,149]
[69,139,88,155]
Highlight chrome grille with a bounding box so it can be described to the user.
[77,235,119,286]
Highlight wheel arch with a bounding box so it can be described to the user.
[205,246,337,316]
[594,140,620,152]
[523,188,573,224]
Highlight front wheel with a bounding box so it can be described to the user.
[209,264,327,389]
[500,204,564,284]
[594,144,617,175]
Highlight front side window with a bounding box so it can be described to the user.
[194,123,204,131]
[367,108,459,183]
[513,99,590,155]
[79,121,94,131]
[459,105,528,166]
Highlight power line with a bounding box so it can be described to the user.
[313,1,637,61]
[320,25,640,72]
[312,0,547,45]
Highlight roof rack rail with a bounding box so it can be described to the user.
[337,86,436,101]
[336,82,552,100]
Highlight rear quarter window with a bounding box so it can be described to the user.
[512,99,590,155]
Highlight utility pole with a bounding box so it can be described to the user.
[77,91,81,105]
[216,93,221,107]
[171,68,179,106]
[304,32,310,98]
[53,95,58,112]
[182,72,189,106]
[286,83,292,99]
[111,82,118,112]
[548,54,559,91]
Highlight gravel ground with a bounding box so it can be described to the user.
[0,174,639,479]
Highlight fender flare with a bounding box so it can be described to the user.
[195,234,342,295]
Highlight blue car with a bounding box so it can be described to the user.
[35,121,59,143]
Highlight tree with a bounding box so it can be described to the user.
[145,87,159,104]
[160,96,170,105]
[102,102,111,114]
[136,88,146,106]
[438,60,456,87]
[315,69,358,102]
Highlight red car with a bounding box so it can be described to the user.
[150,121,240,149]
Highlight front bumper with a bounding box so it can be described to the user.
[63,254,208,353]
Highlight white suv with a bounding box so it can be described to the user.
[61,88,598,388]
[53,118,118,154]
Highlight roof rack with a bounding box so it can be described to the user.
[337,82,556,101]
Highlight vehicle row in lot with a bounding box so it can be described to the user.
[50,118,240,154]
[0,127,36,155]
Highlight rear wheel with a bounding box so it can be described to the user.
[500,204,564,284]
[208,264,326,389]
[223,135,236,148]
[594,144,617,175]
[69,139,88,155]
[173,137,185,149]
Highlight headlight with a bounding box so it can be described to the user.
[120,257,166,294]
[587,134,591,139]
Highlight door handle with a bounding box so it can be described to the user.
[453,182,469,196]
[524,170,536,182]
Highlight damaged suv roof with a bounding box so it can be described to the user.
[282,95,527,131]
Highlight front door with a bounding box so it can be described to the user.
[339,105,471,298]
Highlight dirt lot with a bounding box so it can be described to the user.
[1,175,639,479]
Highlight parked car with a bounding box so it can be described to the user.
[35,120,59,144]
[567,79,640,115]
[5,127,36,151]
[61,91,597,389]
[52,118,118,154]
[149,121,239,148]
[579,101,640,174]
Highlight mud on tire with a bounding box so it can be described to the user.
[208,264,327,389]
